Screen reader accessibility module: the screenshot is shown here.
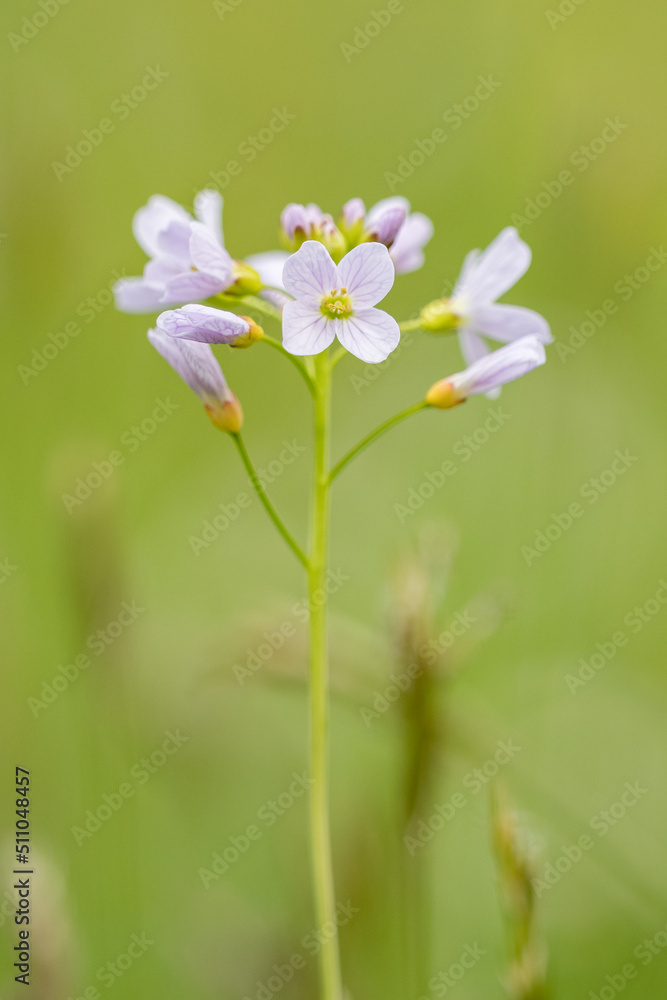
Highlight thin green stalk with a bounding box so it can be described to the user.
[399,318,424,332]
[261,335,316,396]
[308,352,343,1000]
[231,433,309,569]
[329,401,429,483]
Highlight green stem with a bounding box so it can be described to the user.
[308,352,342,1000]
[399,318,424,332]
[231,433,309,569]
[329,401,429,483]
[261,336,316,396]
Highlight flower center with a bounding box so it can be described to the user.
[320,288,353,320]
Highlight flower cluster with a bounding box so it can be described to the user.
[114,189,550,430]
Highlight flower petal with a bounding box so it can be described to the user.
[189,222,233,284]
[336,242,395,308]
[133,195,191,258]
[156,220,193,264]
[451,337,546,398]
[161,269,228,304]
[194,189,224,247]
[282,241,337,305]
[366,196,410,226]
[458,328,491,366]
[388,213,434,274]
[157,304,250,344]
[282,300,335,356]
[245,250,290,291]
[472,303,552,344]
[114,277,165,314]
[147,328,228,402]
[335,308,400,363]
[455,227,531,305]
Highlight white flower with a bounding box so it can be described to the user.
[450,227,552,370]
[281,241,400,363]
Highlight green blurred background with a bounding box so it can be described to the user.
[2,0,667,996]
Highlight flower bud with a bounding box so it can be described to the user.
[425,380,465,409]
[229,316,264,349]
[205,393,244,434]
[227,261,263,297]
[419,298,461,332]
[339,198,366,244]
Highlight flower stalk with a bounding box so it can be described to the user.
[307,351,343,1000]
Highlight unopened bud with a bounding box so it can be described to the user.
[205,393,244,434]
[419,298,461,333]
[229,316,264,349]
[425,380,465,409]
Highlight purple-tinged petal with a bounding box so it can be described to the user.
[366,196,410,226]
[133,195,191,258]
[282,300,335,356]
[281,203,310,240]
[194,189,224,247]
[147,328,229,402]
[282,241,337,305]
[471,303,553,344]
[161,269,228,304]
[389,213,434,273]
[336,242,395,308]
[245,250,290,291]
[157,304,250,344]
[335,308,400,363]
[156,219,193,264]
[365,205,406,246]
[114,277,166,314]
[189,222,233,284]
[341,198,366,228]
[452,337,546,398]
[456,227,531,306]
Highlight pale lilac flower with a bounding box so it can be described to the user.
[449,227,552,368]
[147,327,242,432]
[156,304,261,346]
[114,190,234,313]
[281,241,400,363]
[426,337,547,409]
[340,196,434,273]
